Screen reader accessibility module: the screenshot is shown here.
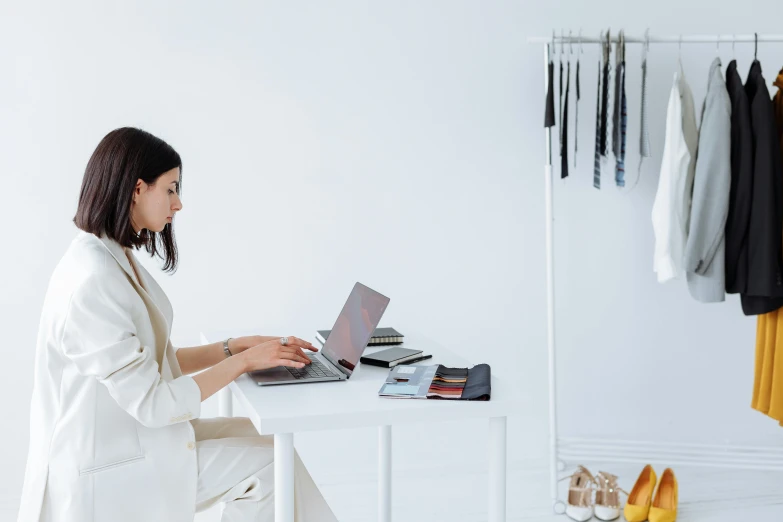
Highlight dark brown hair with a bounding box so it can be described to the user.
[74,127,183,272]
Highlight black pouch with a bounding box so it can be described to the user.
[461,364,491,401]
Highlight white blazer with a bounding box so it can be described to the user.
[651,61,699,283]
[18,231,203,522]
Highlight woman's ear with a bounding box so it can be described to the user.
[134,179,145,202]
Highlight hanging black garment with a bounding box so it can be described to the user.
[574,60,580,168]
[544,58,555,128]
[741,60,783,316]
[724,59,753,295]
[561,61,571,178]
[559,58,564,150]
[599,52,610,156]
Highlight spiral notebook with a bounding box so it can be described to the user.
[316,327,404,346]
[378,364,491,401]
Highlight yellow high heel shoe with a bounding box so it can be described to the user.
[649,468,678,522]
[623,464,657,522]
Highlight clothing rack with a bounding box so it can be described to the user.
[529,33,783,45]
[528,32,783,514]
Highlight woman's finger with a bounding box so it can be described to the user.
[276,359,305,369]
[278,348,310,364]
[285,336,317,351]
[278,346,303,357]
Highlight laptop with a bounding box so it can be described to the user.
[249,282,390,386]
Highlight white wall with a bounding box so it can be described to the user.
[2,0,782,517]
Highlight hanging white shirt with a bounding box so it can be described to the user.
[652,62,699,283]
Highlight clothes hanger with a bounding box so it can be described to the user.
[569,30,573,58]
[732,34,736,59]
[561,28,564,58]
[755,32,758,61]
[677,34,683,70]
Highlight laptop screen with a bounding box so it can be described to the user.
[320,282,390,377]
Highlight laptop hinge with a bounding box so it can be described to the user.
[319,352,350,378]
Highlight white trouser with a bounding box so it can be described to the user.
[192,417,337,522]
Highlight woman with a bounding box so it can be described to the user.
[18,127,338,522]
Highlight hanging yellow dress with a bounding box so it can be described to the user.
[752,311,783,423]
[752,69,783,425]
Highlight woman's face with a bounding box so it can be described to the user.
[130,167,183,234]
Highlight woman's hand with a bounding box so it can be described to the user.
[237,336,319,373]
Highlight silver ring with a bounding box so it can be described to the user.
[280,337,289,346]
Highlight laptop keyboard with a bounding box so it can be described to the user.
[285,357,337,380]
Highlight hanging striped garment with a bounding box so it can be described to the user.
[600,57,610,156]
[593,60,602,189]
[615,62,627,187]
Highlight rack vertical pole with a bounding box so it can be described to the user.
[544,42,560,508]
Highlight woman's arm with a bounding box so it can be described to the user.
[175,336,283,375]
[191,354,248,402]
[175,341,230,375]
[192,337,316,402]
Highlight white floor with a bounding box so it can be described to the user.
[194,459,783,521]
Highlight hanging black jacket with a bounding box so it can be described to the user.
[724,60,753,295]
[741,61,783,315]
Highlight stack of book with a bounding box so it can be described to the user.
[315,327,404,346]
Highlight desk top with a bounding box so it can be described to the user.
[200,327,521,435]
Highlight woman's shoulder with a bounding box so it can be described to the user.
[49,232,128,296]
[59,232,111,275]
[40,232,130,319]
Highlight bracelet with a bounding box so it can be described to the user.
[223,338,233,358]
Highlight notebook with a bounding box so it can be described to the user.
[360,347,423,368]
[378,364,492,401]
[316,327,404,346]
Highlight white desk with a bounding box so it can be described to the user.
[200,328,519,522]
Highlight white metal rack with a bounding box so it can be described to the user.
[527,32,783,512]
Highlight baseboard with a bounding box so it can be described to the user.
[557,436,783,471]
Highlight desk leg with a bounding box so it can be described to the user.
[275,433,294,522]
[488,416,507,522]
[379,425,392,522]
[218,386,233,417]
